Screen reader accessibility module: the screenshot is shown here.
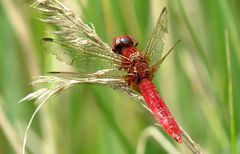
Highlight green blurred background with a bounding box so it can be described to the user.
[0,0,239,154]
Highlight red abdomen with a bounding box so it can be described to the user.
[138,79,182,143]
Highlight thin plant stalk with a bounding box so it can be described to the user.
[225,30,236,154]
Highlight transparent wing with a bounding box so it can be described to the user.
[144,8,168,67]
[19,71,142,105]
[33,0,129,72]
[19,71,125,104]
[20,71,149,112]
[46,72,150,111]
[42,38,127,75]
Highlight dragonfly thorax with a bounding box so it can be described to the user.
[121,47,151,86]
[112,36,151,86]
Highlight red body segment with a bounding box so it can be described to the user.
[139,79,182,143]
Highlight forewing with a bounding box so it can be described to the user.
[42,38,126,75]
[144,8,168,67]
[33,0,129,73]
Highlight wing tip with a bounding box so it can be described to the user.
[160,7,167,16]
[162,7,167,12]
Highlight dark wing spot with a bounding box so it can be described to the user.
[43,38,54,42]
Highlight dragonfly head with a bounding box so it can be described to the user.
[112,35,138,54]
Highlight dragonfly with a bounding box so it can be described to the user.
[23,0,182,144]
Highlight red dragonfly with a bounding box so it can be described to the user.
[25,0,182,144]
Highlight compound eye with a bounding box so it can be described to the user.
[112,35,135,54]
[120,37,130,44]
